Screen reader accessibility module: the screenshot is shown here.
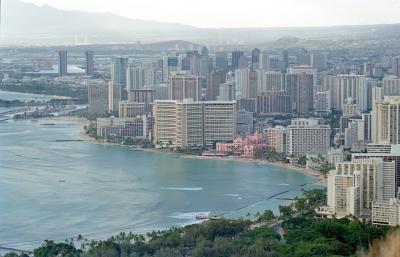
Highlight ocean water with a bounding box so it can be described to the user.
[0,119,322,250]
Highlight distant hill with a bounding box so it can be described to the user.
[3,0,400,47]
[1,0,195,45]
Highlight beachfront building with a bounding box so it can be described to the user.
[153,99,236,148]
[216,132,268,158]
[266,126,288,155]
[287,119,331,158]
[327,158,396,219]
[97,116,148,140]
[88,82,109,116]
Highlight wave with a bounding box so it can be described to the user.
[279,183,290,186]
[160,187,203,191]
[0,130,32,136]
[224,193,240,197]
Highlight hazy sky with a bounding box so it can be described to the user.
[21,0,400,28]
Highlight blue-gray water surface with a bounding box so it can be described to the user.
[0,119,322,250]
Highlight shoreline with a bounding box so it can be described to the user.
[76,121,326,184]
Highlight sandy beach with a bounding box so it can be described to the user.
[77,123,327,184]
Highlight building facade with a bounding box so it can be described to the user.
[288,119,331,157]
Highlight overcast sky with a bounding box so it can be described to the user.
[21,0,400,28]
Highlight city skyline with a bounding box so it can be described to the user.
[21,0,400,28]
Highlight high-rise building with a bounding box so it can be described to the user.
[257,71,284,93]
[219,82,235,101]
[354,144,400,196]
[127,67,145,91]
[327,158,396,218]
[322,75,368,112]
[311,53,327,71]
[162,56,179,81]
[372,87,383,106]
[111,57,128,88]
[58,51,68,77]
[287,65,317,87]
[259,52,269,70]
[207,70,225,101]
[128,89,155,113]
[285,73,314,114]
[88,82,108,115]
[190,51,201,76]
[85,50,94,77]
[237,98,257,113]
[372,96,400,145]
[108,82,122,115]
[314,91,331,113]
[235,69,257,99]
[296,49,311,66]
[288,119,331,157]
[256,91,291,114]
[267,56,281,71]
[119,101,145,118]
[251,48,261,69]
[383,76,400,96]
[236,110,254,136]
[153,99,236,147]
[143,62,157,86]
[266,126,288,155]
[231,51,244,69]
[200,52,210,78]
[393,56,400,77]
[169,73,201,101]
[215,52,228,71]
[282,50,289,72]
[145,84,169,100]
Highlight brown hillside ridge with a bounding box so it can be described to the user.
[360,229,400,257]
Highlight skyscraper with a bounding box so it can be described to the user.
[162,56,179,81]
[111,57,128,89]
[215,52,228,71]
[393,56,400,78]
[311,52,327,71]
[231,51,244,69]
[322,75,368,112]
[282,50,289,72]
[88,82,108,115]
[251,48,260,69]
[153,99,236,147]
[219,82,235,101]
[287,119,331,157]
[207,70,225,101]
[127,67,145,91]
[128,89,155,113]
[85,50,94,77]
[58,51,67,77]
[285,73,314,114]
[327,158,395,218]
[108,82,122,115]
[169,74,200,101]
[372,96,400,145]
